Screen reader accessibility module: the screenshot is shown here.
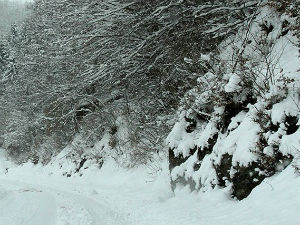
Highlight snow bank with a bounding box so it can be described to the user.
[0,149,14,175]
[0,156,299,225]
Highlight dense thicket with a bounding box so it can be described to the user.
[1,0,259,164]
[168,0,300,199]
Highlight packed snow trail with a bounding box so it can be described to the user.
[0,158,299,225]
[0,182,56,225]
[0,178,128,225]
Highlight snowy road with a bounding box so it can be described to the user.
[0,179,128,225]
[0,160,299,225]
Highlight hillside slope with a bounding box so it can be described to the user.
[168,5,300,200]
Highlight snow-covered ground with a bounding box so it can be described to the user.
[1,5,300,225]
[0,154,299,225]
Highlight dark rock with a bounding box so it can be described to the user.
[231,162,265,200]
[75,158,87,173]
[169,148,187,172]
[197,133,218,161]
[214,153,232,187]
[285,116,299,135]
[169,147,197,191]
[185,117,197,133]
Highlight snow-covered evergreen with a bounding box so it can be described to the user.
[168,4,300,200]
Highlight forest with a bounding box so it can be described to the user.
[0,0,299,224]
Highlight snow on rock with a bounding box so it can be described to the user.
[170,151,198,181]
[224,73,242,93]
[227,111,247,131]
[168,4,300,200]
[167,118,218,159]
[200,53,210,61]
[213,115,260,167]
[166,119,197,158]
[192,154,217,190]
[194,122,218,150]
[271,96,300,125]
[280,127,300,156]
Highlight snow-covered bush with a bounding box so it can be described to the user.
[0,0,261,166]
[168,4,300,200]
[1,111,32,163]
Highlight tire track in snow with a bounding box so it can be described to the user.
[0,178,129,225]
[0,185,57,225]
